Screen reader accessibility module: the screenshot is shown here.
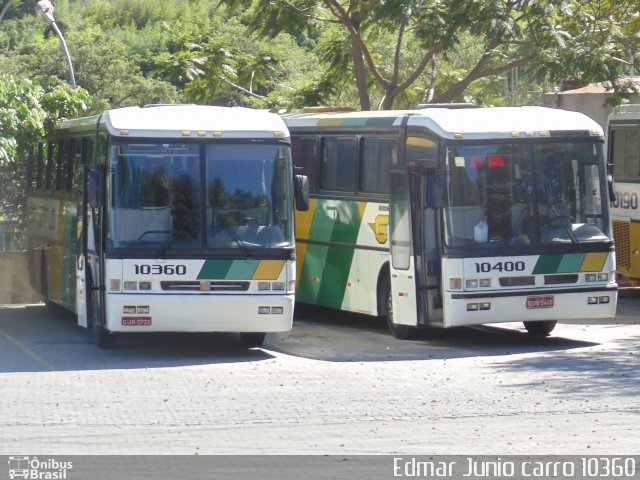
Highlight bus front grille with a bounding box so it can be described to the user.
[613,220,631,269]
[161,281,250,292]
[499,276,535,287]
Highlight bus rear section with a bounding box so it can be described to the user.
[607,104,640,286]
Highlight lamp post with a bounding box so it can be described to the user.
[0,0,14,24]
[35,0,76,89]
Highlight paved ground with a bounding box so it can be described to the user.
[0,290,638,455]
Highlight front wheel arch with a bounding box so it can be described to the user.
[377,267,420,340]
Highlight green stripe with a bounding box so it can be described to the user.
[364,117,397,126]
[297,199,363,308]
[533,253,589,274]
[226,260,259,280]
[198,259,278,280]
[297,244,328,304]
[197,260,233,279]
[557,253,585,273]
[532,254,563,274]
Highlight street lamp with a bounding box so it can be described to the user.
[35,0,76,89]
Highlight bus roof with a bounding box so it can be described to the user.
[57,105,289,139]
[283,106,603,140]
[608,103,640,124]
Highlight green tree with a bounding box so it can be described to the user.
[0,75,90,223]
[228,0,640,110]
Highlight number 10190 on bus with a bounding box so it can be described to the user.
[284,106,617,339]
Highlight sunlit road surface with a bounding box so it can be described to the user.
[0,291,638,454]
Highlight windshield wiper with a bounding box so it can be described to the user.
[548,204,579,244]
[212,215,251,253]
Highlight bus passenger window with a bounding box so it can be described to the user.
[321,137,356,192]
[291,136,318,192]
[611,129,640,179]
[360,137,396,193]
[45,142,56,190]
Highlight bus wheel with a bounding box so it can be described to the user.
[240,332,266,348]
[381,276,419,340]
[86,273,116,349]
[523,320,557,336]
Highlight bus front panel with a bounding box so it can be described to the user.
[103,258,294,333]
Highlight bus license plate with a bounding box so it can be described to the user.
[526,295,554,309]
[122,316,152,326]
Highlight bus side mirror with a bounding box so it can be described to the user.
[294,174,309,211]
[608,174,616,203]
[88,167,104,208]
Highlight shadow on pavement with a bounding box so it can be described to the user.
[492,333,640,398]
[0,304,274,373]
[265,304,598,363]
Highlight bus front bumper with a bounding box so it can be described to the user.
[444,287,618,328]
[105,293,294,333]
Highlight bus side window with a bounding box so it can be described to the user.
[64,139,76,191]
[291,136,318,192]
[405,134,438,165]
[77,138,91,190]
[45,142,56,190]
[55,141,66,191]
[360,137,397,194]
[611,128,640,180]
[35,143,44,190]
[320,136,356,192]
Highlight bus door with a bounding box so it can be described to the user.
[75,137,93,327]
[75,165,88,327]
[418,167,443,326]
[388,170,419,327]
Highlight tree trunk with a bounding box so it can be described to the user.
[350,14,371,111]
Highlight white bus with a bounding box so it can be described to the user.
[607,104,640,286]
[284,106,618,339]
[26,105,307,348]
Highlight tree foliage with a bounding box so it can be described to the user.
[0,0,638,226]
[0,75,90,222]
[226,0,640,109]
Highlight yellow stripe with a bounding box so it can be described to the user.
[581,252,608,272]
[295,197,317,240]
[252,260,285,280]
[295,242,307,287]
[317,118,345,127]
[0,326,56,372]
[357,201,366,219]
[294,198,317,283]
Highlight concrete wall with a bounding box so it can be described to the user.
[0,252,41,304]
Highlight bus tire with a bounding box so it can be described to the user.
[523,320,557,336]
[240,332,266,348]
[86,270,116,349]
[380,275,420,340]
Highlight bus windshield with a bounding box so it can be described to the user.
[108,142,294,252]
[444,141,611,250]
